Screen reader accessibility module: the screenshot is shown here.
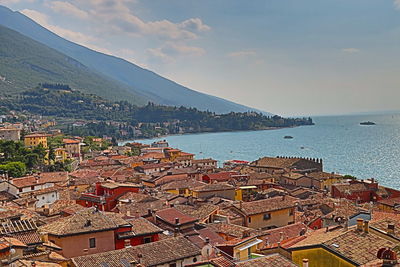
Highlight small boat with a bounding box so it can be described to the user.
[284,136,294,139]
[360,121,376,125]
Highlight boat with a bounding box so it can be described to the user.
[360,121,376,125]
[284,136,294,139]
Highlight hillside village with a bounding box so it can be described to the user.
[1,123,400,267]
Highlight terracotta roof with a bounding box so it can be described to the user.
[370,218,400,239]
[236,253,297,266]
[24,133,48,138]
[203,172,237,181]
[174,204,218,222]
[117,199,168,217]
[257,222,309,248]
[377,197,400,207]
[1,237,27,247]
[12,231,42,245]
[72,236,200,267]
[186,227,225,248]
[306,171,343,181]
[192,158,217,164]
[11,176,45,188]
[192,183,234,192]
[251,157,303,168]
[333,183,369,193]
[323,228,397,265]
[40,208,129,236]
[207,222,256,239]
[155,207,198,226]
[63,139,80,144]
[118,217,162,238]
[234,196,296,215]
[161,179,206,190]
[288,227,346,248]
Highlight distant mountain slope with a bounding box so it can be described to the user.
[0,5,272,115]
[0,25,147,105]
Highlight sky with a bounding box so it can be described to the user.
[1,0,400,116]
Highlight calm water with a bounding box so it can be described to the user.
[123,113,400,189]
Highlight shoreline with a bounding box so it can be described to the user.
[119,124,313,144]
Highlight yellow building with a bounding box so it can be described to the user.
[376,197,400,212]
[288,219,400,267]
[231,196,296,230]
[45,148,68,164]
[24,133,48,148]
[162,180,206,197]
[216,236,262,261]
[235,186,258,201]
[164,148,182,161]
[306,172,344,191]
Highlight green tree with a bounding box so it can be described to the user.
[0,162,26,177]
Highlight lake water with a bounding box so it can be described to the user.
[122,113,400,189]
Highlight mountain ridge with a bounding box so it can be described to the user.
[0,5,272,115]
[0,24,147,105]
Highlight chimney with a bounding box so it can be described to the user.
[126,210,131,217]
[356,218,364,231]
[279,232,284,241]
[302,259,309,267]
[388,223,395,235]
[175,218,180,225]
[124,239,132,248]
[363,220,369,233]
[205,237,210,244]
[174,227,179,237]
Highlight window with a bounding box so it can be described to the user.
[193,257,197,263]
[19,188,22,193]
[169,264,176,267]
[31,186,34,190]
[89,238,96,248]
[248,217,251,223]
[263,213,271,220]
[143,237,152,243]
[289,208,294,216]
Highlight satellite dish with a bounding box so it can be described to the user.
[201,244,214,258]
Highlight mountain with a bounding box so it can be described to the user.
[0,5,272,115]
[0,25,147,105]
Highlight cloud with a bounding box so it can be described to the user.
[20,9,48,26]
[0,0,35,5]
[46,1,89,20]
[71,0,210,41]
[394,0,400,9]
[148,42,205,63]
[341,48,360,53]
[20,9,104,52]
[228,50,257,58]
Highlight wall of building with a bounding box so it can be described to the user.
[48,230,115,258]
[194,189,235,200]
[246,208,294,229]
[291,247,355,267]
[35,191,59,207]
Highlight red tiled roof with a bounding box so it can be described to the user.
[155,207,198,225]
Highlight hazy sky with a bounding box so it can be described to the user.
[1,0,400,116]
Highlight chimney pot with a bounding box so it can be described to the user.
[302,259,309,267]
[363,220,369,233]
[356,218,364,231]
[388,223,395,235]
